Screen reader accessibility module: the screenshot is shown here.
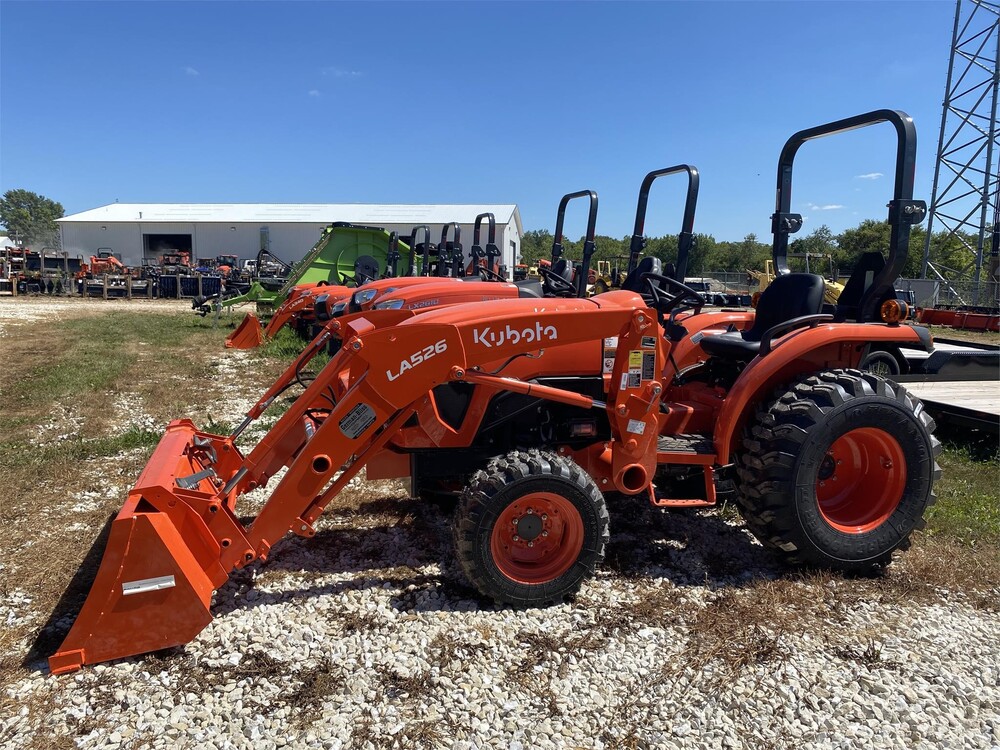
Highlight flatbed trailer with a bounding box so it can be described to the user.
[895,337,999,432]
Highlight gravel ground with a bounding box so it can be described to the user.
[1,297,998,750]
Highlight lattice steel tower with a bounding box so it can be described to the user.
[922,0,1000,303]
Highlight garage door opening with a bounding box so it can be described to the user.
[143,233,192,262]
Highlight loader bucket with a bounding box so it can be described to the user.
[225,312,265,349]
[49,420,236,674]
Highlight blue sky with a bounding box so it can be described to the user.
[1,1,955,241]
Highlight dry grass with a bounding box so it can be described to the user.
[288,659,349,726]
[0,307,284,687]
[928,325,1000,346]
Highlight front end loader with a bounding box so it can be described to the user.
[51,109,940,675]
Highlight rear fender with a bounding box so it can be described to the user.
[714,323,929,463]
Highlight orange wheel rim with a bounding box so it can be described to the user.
[490,492,584,584]
[816,427,907,534]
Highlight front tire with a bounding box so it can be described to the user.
[859,348,902,377]
[736,369,940,572]
[454,450,609,606]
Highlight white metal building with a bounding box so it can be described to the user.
[57,203,523,272]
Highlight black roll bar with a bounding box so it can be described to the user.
[770,109,925,320]
[628,164,699,281]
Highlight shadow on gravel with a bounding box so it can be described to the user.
[22,488,823,674]
[23,513,115,671]
[213,491,803,620]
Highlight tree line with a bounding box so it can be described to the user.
[519,221,974,279]
[0,189,64,248]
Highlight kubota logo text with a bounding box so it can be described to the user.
[386,339,448,381]
[472,322,558,349]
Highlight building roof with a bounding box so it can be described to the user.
[58,203,523,235]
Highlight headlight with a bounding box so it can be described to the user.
[332,302,347,317]
[353,288,378,306]
[374,298,405,310]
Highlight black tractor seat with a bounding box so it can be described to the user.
[700,272,825,361]
[620,256,662,293]
[515,280,544,298]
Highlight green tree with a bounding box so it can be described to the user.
[836,219,933,277]
[519,229,553,266]
[0,189,64,248]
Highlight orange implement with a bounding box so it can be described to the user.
[49,420,247,674]
[225,312,265,349]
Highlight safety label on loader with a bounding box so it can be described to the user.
[339,402,377,439]
[626,419,646,435]
[641,336,657,349]
[642,351,656,380]
[602,337,618,374]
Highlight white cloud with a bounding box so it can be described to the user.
[184,66,200,77]
[806,203,845,211]
[322,67,362,78]
[308,89,321,98]
[855,172,883,180]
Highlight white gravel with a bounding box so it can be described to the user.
[1,298,998,749]
[4,499,998,750]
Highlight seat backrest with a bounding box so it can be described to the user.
[552,257,573,282]
[835,251,884,322]
[621,256,662,293]
[745,273,825,341]
[353,255,379,284]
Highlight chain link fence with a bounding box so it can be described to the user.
[700,269,999,311]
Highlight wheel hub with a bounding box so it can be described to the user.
[815,427,907,534]
[515,513,543,542]
[490,492,584,584]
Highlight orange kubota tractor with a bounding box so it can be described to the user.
[241,195,599,351]
[315,167,699,364]
[85,249,126,275]
[225,227,454,349]
[50,110,940,674]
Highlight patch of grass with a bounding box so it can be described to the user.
[926,433,1000,545]
[257,325,315,361]
[374,663,432,700]
[834,639,900,671]
[0,426,161,470]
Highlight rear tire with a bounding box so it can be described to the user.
[454,450,609,606]
[736,369,940,572]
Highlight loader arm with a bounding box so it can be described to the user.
[50,292,664,674]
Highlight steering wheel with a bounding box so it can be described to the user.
[641,272,706,318]
[538,265,576,296]
[476,265,507,283]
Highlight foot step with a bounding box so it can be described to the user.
[656,434,716,465]
[651,497,716,509]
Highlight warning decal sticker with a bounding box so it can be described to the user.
[339,402,377,439]
[641,336,657,349]
[602,336,619,374]
[626,419,646,435]
[642,351,656,380]
[628,350,644,368]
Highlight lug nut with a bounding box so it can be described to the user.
[542,531,549,537]
[541,514,547,521]
[513,535,520,542]
[527,541,534,548]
